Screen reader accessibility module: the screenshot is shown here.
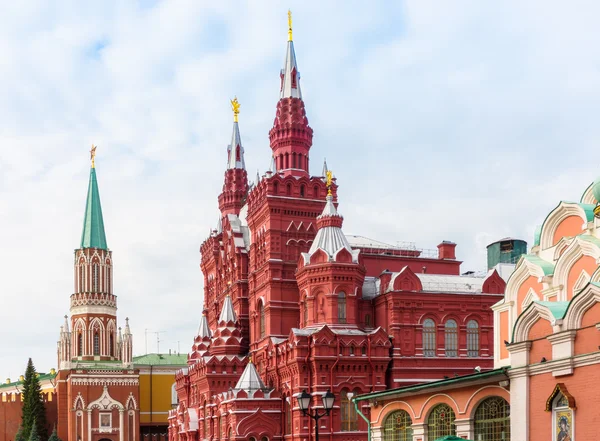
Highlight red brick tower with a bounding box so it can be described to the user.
[56,151,138,441]
[246,22,331,350]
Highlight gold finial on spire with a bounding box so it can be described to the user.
[288,10,293,41]
[326,170,333,196]
[248,356,253,364]
[230,96,240,123]
[90,144,97,168]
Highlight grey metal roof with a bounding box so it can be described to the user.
[227,121,245,169]
[305,195,359,264]
[416,274,484,293]
[280,41,302,99]
[362,277,380,299]
[197,314,211,339]
[218,295,237,323]
[234,361,268,392]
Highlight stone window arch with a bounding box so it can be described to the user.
[467,320,480,357]
[383,410,413,441]
[340,388,358,431]
[445,319,458,357]
[259,301,266,338]
[426,404,455,439]
[338,292,347,324]
[473,396,510,441]
[92,261,100,292]
[284,397,292,434]
[423,318,436,357]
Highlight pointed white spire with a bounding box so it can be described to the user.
[270,156,277,173]
[124,317,131,335]
[218,295,237,323]
[197,313,212,338]
[280,12,302,99]
[256,169,260,184]
[319,194,339,217]
[216,216,223,234]
[234,359,268,392]
[227,122,245,169]
[321,158,328,177]
[63,315,70,333]
[118,327,122,343]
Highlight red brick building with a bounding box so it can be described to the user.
[168,15,505,441]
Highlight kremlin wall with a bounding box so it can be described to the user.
[2,12,600,441]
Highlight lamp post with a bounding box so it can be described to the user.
[296,389,335,441]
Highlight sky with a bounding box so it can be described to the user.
[2,0,600,378]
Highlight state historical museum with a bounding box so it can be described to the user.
[169,14,507,441]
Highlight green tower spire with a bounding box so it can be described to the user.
[80,162,108,250]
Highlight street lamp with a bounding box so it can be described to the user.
[296,389,335,441]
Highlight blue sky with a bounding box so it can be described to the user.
[1,0,600,378]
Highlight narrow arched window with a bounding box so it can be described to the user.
[338,292,347,324]
[77,333,83,356]
[93,332,100,355]
[285,398,292,434]
[273,181,279,194]
[106,267,111,294]
[303,300,308,326]
[427,404,456,439]
[259,302,265,338]
[445,320,458,357]
[365,314,371,328]
[340,389,358,431]
[203,404,208,437]
[79,265,85,292]
[313,186,319,197]
[292,152,297,168]
[467,320,480,357]
[300,185,305,197]
[92,264,99,292]
[109,333,114,357]
[286,183,292,196]
[285,153,289,169]
[171,383,178,408]
[384,410,413,441]
[217,415,221,440]
[423,319,436,357]
[474,396,510,441]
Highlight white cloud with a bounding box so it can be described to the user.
[1,1,600,377]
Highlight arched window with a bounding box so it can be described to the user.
[171,383,178,408]
[285,153,289,169]
[109,333,114,357]
[273,181,279,194]
[292,152,297,168]
[383,410,413,441]
[92,264,99,292]
[423,319,436,357]
[285,397,292,434]
[340,389,358,431]
[303,300,308,325]
[217,415,221,440]
[93,332,100,355]
[445,319,458,357]
[203,404,208,437]
[106,267,111,293]
[300,185,305,197]
[364,314,371,328]
[77,333,83,356]
[286,183,292,196]
[79,265,85,292]
[338,292,347,324]
[361,346,367,356]
[474,396,510,441]
[259,301,265,338]
[467,320,480,357]
[552,392,573,441]
[313,186,319,197]
[427,404,456,439]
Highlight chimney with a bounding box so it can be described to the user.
[379,270,392,294]
[438,241,457,260]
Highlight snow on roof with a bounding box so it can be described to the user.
[346,235,408,250]
[416,274,484,293]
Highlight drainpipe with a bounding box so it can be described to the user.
[329,335,341,441]
[352,398,370,441]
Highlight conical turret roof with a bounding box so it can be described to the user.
[80,167,108,250]
[197,313,211,338]
[227,121,245,170]
[218,295,237,324]
[234,360,268,392]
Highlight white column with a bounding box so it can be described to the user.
[87,410,92,441]
[371,425,383,441]
[411,423,425,441]
[120,410,125,441]
[454,418,473,440]
[507,341,531,441]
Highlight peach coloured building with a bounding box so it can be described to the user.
[356,177,600,440]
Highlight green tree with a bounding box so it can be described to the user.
[15,426,25,441]
[21,359,47,441]
[27,419,41,441]
[47,426,61,441]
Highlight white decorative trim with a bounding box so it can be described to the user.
[512,303,557,343]
[539,202,588,250]
[563,283,600,329]
[88,385,125,411]
[573,269,591,294]
[521,288,539,312]
[553,237,600,300]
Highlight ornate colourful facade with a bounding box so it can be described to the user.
[169,17,504,441]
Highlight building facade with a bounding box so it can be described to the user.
[356,177,600,440]
[169,15,506,441]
